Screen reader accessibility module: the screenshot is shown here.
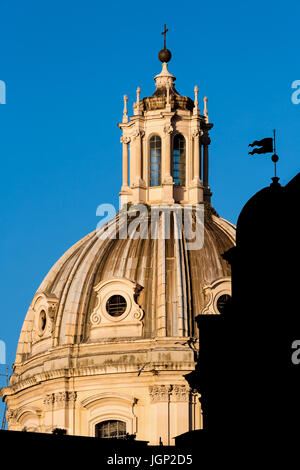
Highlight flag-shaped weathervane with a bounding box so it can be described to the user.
[248,137,273,155]
[248,130,279,177]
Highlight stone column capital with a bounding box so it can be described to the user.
[43,391,77,410]
[43,393,55,410]
[201,133,211,146]
[163,124,174,135]
[192,129,203,139]
[171,384,192,402]
[132,129,145,140]
[6,408,18,425]
[120,136,131,144]
[149,384,173,402]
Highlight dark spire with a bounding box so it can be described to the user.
[158,24,172,63]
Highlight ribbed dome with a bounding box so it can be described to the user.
[15,206,235,366]
[2,41,236,442]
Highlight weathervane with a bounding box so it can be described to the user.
[248,130,279,179]
[272,130,279,178]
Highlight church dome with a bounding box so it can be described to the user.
[14,206,235,367]
[236,177,282,247]
[1,33,235,443]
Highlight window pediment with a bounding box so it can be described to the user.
[31,292,59,351]
[202,277,231,315]
[90,278,144,339]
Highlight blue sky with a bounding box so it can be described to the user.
[0,0,299,405]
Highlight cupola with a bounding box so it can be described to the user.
[119,31,213,206]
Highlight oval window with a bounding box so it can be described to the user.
[216,294,231,314]
[39,310,47,332]
[106,295,127,317]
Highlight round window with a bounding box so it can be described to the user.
[39,310,47,332]
[106,295,127,317]
[216,294,231,314]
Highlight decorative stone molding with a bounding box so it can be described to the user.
[43,391,77,410]
[149,384,196,403]
[201,133,211,146]
[7,406,43,431]
[68,391,77,403]
[31,292,59,344]
[149,385,173,402]
[5,360,195,397]
[154,62,176,89]
[120,136,131,144]
[202,277,231,315]
[171,384,191,402]
[53,392,68,409]
[132,129,145,140]
[54,392,67,409]
[90,277,144,339]
[163,124,174,135]
[81,392,137,410]
[6,408,17,425]
[43,394,55,410]
[192,129,202,138]
[81,392,138,436]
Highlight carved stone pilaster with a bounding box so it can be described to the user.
[192,129,203,187]
[120,136,131,190]
[162,124,174,194]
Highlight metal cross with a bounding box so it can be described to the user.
[162,24,168,49]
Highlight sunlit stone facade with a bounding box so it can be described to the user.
[0,46,235,445]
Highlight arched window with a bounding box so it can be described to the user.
[95,420,126,439]
[150,135,161,186]
[173,134,186,186]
